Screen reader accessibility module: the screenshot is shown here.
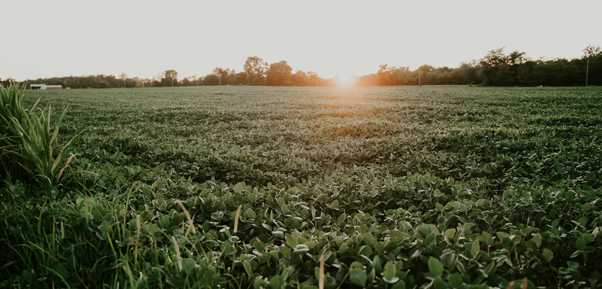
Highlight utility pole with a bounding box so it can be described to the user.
[419,70,421,86]
[586,56,589,86]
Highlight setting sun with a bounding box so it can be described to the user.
[334,73,357,87]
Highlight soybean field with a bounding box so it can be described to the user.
[2,85,602,288]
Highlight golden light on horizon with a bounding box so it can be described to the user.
[334,74,357,87]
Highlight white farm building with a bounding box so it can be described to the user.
[30,84,62,90]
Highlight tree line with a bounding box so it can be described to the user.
[357,45,602,86]
[2,46,600,88]
[2,57,334,89]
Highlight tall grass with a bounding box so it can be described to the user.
[0,82,82,187]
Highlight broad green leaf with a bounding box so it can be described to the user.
[330,200,339,209]
[463,223,473,235]
[269,275,284,289]
[390,230,410,243]
[349,269,367,287]
[428,257,444,276]
[445,229,456,239]
[253,277,265,289]
[433,276,446,289]
[182,259,195,274]
[285,234,297,248]
[243,260,253,277]
[210,211,223,222]
[527,240,537,251]
[482,232,493,246]
[359,224,369,234]
[337,213,346,224]
[253,239,265,252]
[440,252,455,267]
[391,280,406,289]
[496,232,508,240]
[575,238,585,251]
[533,234,542,247]
[361,232,375,246]
[272,230,284,238]
[582,203,591,212]
[425,232,437,245]
[471,240,480,258]
[373,256,382,273]
[233,182,244,193]
[542,248,553,262]
[246,208,256,219]
[383,261,399,283]
[448,273,463,288]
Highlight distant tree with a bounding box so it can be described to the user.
[583,45,602,86]
[583,45,602,58]
[162,70,178,87]
[229,72,247,85]
[479,48,518,85]
[307,71,318,86]
[244,56,268,85]
[376,64,398,86]
[120,73,127,88]
[455,61,480,85]
[266,61,293,86]
[291,70,311,86]
[212,67,234,85]
[202,75,220,86]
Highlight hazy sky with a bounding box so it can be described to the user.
[2,1,601,81]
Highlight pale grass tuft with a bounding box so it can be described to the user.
[56,153,79,185]
[177,201,196,234]
[172,236,182,271]
[319,254,325,289]
[136,215,141,239]
[234,205,242,233]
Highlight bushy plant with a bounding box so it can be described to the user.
[0,82,82,187]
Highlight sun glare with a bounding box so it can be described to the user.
[334,73,356,87]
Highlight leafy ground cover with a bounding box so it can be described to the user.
[1,86,601,288]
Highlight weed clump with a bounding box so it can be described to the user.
[0,82,81,188]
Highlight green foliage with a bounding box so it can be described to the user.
[0,83,82,186]
[1,86,602,288]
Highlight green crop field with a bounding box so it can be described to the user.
[2,86,602,288]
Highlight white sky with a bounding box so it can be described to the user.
[2,0,601,81]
